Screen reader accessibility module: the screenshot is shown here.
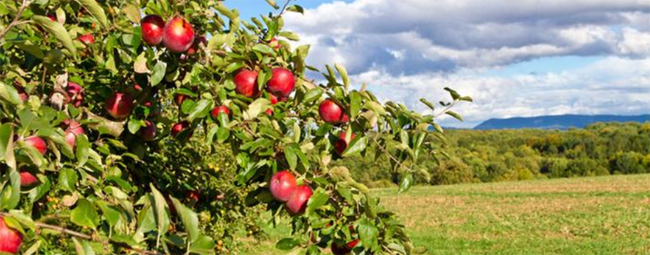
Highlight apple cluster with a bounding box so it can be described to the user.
[269,170,313,215]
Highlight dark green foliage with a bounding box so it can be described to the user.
[341,122,650,186]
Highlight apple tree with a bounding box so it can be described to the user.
[0,0,469,254]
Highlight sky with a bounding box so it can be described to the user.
[229,0,650,128]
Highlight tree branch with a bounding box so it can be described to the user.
[277,0,294,17]
[0,0,31,42]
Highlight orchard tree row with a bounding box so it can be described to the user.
[0,0,468,254]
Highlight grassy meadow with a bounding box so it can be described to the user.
[241,174,650,255]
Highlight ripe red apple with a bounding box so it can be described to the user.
[105,92,134,119]
[186,190,200,203]
[211,105,230,120]
[266,94,279,115]
[334,131,356,155]
[266,67,295,98]
[140,120,157,142]
[24,136,47,155]
[0,217,22,254]
[319,99,349,125]
[234,70,260,98]
[174,93,189,106]
[331,239,360,255]
[12,82,28,102]
[47,14,56,22]
[171,121,190,138]
[141,15,165,45]
[270,170,297,202]
[186,36,207,56]
[19,171,39,187]
[269,38,281,50]
[60,119,84,148]
[78,33,95,44]
[65,82,84,107]
[162,16,195,53]
[285,185,313,215]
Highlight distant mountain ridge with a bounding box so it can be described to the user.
[474,114,650,130]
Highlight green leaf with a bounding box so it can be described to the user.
[420,98,435,111]
[151,61,167,86]
[216,127,230,143]
[275,238,301,250]
[58,168,78,192]
[95,201,120,227]
[349,91,362,119]
[286,5,305,14]
[0,169,20,210]
[301,88,323,105]
[335,64,350,90]
[278,31,300,41]
[188,99,213,121]
[170,197,200,243]
[306,188,328,214]
[71,199,100,228]
[398,174,413,193]
[122,4,141,24]
[190,235,216,254]
[446,111,464,122]
[75,135,91,168]
[0,123,14,165]
[357,218,380,251]
[342,136,367,157]
[16,43,45,59]
[73,238,96,255]
[243,98,270,120]
[31,16,76,56]
[253,44,276,56]
[364,101,386,116]
[149,184,170,247]
[265,0,279,9]
[77,0,109,28]
[225,61,245,73]
[444,87,461,100]
[8,210,36,231]
[0,81,23,106]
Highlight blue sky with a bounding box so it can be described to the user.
[230,0,650,128]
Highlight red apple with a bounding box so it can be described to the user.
[266,67,295,98]
[60,120,84,148]
[319,99,349,125]
[331,239,360,255]
[334,131,356,155]
[186,190,200,203]
[140,120,157,142]
[78,33,95,44]
[12,82,28,102]
[269,38,281,50]
[141,15,165,46]
[19,171,39,187]
[234,70,260,98]
[211,105,230,120]
[162,16,195,53]
[105,92,134,119]
[24,136,47,155]
[266,94,279,115]
[285,185,312,215]
[65,82,84,107]
[171,121,190,138]
[270,170,297,202]
[47,14,56,22]
[186,36,207,56]
[174,93,189,106]
[0,217,22,254]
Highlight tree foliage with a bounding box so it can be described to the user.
[0,0,468,254]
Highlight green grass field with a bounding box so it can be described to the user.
[241,174,650,255]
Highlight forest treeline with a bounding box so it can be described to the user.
[339,122,650,187]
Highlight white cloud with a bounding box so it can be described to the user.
[283,0,650,127]
[349,57,650,128]
[285,0,650,73]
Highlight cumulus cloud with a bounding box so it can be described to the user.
[285,0,650,74]
[283,0,650,127]
[349,57,650,128]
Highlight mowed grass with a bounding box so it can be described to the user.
[241,174,650,255]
